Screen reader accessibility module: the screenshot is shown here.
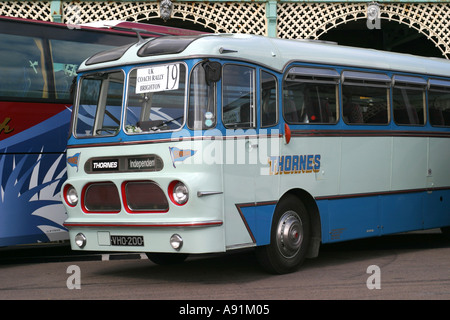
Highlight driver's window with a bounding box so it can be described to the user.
[222,64,255,128]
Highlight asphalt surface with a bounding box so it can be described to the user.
[0,229,449,307]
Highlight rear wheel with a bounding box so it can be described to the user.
[256,195,310,274]
[146,253,189,265]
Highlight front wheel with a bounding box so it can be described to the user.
[256,195,310,274]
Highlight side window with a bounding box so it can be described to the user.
[261,71,278,127]
[428,79,450,127]
[283,67,339,124]
[0,33,47,99]
[342,71,390,125]
[0,33,117,101]
[50,40,115,100]
[222,64,255,128]
[392,75,426,125]
[188,62,216,130]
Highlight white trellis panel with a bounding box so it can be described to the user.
[62,1,267,35]
[0,1,448,58]
[278,2,450,58]
[0,1,52,20]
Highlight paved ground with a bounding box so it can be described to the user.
[0,230,448,307]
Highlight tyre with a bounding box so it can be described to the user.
[146,252,189,265]
[441,226,450,240]
[256,195,310,274]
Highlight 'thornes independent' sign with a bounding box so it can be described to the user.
[85,155,164,174]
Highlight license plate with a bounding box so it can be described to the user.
[110,235,144,246]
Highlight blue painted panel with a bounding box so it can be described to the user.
[380,192,423,235]
[239,203,275,246]
[423,189,450,229]
[323,196,380,243]
[0,110,69,246]
[318,189,450,245]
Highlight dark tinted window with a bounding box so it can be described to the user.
[0,33,47,99]
[283,67,339,124]
[392,76,426,126]
[261,71,278,127]
[188,62,216,130]
[342,71,390,125]
[428,79,450,127]
[0,19,138,101]
[222,64,256,128]
[138,36,201,57]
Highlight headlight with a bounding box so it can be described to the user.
[168,180,189,205]
[64,184,78,207]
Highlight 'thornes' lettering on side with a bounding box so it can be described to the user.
[268,154,321,175]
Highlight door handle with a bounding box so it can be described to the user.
[246,140,258,151]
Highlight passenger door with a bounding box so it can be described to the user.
[222,64,259,249]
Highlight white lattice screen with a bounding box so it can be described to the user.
[0,1,449,57]
[277,2,450,58]
[0,1,52,20]
[63,1,267,35]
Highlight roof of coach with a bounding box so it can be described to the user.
[78,33,450,78]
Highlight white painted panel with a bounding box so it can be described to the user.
[391,137,427,190]
[429,137,450,188]
[339,136,392,194]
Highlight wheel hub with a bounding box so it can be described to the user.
[276,211,303,259]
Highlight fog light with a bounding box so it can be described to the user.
[170,234,183,251]
[75,233,87,248]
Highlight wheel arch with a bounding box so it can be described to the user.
[279,188,321,258]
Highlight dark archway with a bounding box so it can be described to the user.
[135,17,213,33]
[319,19,442,58]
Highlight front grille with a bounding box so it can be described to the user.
[82,182,121,213]
[122,181,169,213]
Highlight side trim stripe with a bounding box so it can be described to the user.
[291,129,450,138]
[315,186,450,201]
[64,220,223,228]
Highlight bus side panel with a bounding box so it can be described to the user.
[380,136,427,235]
[428,137,450,189]
[279,135,342,243]
[380,192,424,235]
[423,189,450,229]
[238,203,275,246]
[223,134,280,249]
[316,200,330,244]
[0,102,69,152]
[323,196,381,243]
[322,188,450,244]
[339,136,392,195]
[251,135,281,246]
[391,137,427,190]
[424,137,450,229]
[0,109,69,246]
[223,157,257,249]
[425,137,450,229]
